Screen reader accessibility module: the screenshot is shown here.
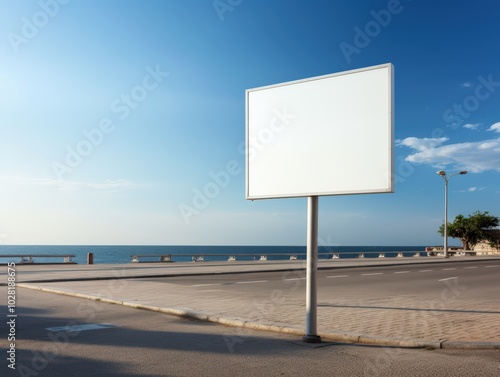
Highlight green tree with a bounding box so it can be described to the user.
[438,211,499,250]
[486,230,500,252]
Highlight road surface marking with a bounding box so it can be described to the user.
[438,277,458,282]
[419,270,433,272]
[464,267,477,269]
[485,265,499,268]
[284,278,306,281]
[46,324,119,332]
[192,283,221,287]
[442,268,456,271]
[236,280,268,284]
[394,271,410,274]
[326,275,349,278]
[362,273,384,276]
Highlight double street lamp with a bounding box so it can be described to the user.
[436,170,468,258]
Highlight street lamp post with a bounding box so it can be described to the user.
[436,170,468,258]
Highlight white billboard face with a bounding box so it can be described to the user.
[246,63,394,200]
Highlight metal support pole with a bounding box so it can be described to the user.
[443,179,449,259]
[303,196,321,343]
[438,170,467,258]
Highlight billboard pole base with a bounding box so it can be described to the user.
[302,334,322,343]
[304,196,321,343]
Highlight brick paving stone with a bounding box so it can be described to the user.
[21,277,499,345]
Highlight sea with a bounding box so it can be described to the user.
[0,245,427,264]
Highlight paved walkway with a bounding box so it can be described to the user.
[5,256,500,349]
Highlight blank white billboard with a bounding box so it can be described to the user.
[245,63,394,200]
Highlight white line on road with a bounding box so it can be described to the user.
[419,270,433,272]
[394,271,410,274]
[46,324,119,332]
[326,275,349,278]
[438,277,458,282]
[191,283,222,287]
[442,268,456,271]
[362,273,384,276]
[485,265,499,268]
[464,267,477,269]
[235,280,268,284]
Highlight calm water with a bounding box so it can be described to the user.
[0,245,427,264]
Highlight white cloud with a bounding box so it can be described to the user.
[478,141,498,150]
[463,123,480,130]
[0,176,139,192]
[85,179,139,190]
[399,137,500,173]
[395,137,448,152]
[466,187,486,192]
[461,82,473,88]
[487,122,500,133]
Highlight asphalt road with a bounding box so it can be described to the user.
[1,287,500,377]
[135,259,500,302]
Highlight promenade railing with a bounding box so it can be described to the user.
[130,250,476,263]
[0,254,76,264]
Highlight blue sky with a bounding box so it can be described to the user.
[1,0,499,246]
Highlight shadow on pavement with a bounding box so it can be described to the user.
[318,303,500,314]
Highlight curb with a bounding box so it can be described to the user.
[18,283,500,350]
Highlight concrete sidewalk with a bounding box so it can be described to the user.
[7,256,500,350]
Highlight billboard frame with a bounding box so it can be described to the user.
[245,63,394,200]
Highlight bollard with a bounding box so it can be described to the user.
[160,255,172,262]
[87,252,94,264]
